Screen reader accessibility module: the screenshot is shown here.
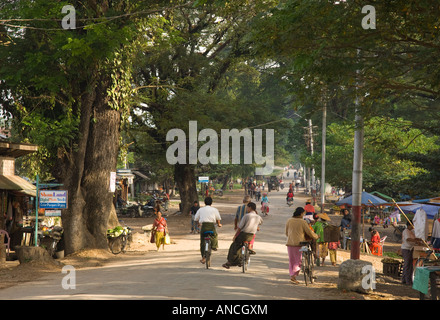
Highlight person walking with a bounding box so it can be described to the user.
[194,197,222,264]
[152,211,168,251]
[313,213,331,266]
[190,200,200,234]
[340,209,351,250]
[222,202,262,269]
[285,207,319,284]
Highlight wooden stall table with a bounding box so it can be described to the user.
[413,266,440,300]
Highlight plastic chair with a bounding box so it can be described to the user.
[371,236,387,256]
[380,236,387,249]
[0,230,10,256]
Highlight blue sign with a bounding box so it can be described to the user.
[39,190,68,209]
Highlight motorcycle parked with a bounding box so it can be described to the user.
[42,226,63,258]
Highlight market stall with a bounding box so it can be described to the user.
[0,141,38,263]
[336,192,389,255]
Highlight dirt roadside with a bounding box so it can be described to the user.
[0,188,424,300]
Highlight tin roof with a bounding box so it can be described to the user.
[0,175,36,196]
[0,141,38,158]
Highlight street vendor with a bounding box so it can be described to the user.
[401,220,424,285]
[368,227,381,254]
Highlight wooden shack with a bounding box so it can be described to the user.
[0,141,38,263]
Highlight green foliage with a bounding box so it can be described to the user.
[310,117,439,196]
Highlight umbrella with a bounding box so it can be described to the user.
[336,191,388,207]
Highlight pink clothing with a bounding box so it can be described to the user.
[153,217,167,232]
[287,246,302,277]
[249,234,256,249]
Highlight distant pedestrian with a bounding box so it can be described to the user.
[340,209,351,249]
[313,213,331,266]
[328,240,339,266]
[304,201,315,222]
[190,200,200,234]
[152,211,168,251]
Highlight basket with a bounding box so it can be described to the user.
[382,261,401,277]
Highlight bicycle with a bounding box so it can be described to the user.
[299,241,315,286]
[107,226,133,255]
[261,202,269,216]
[241,241,251,273]
[203,230,214,269]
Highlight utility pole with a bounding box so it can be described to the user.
[351,51,363,260]
[320,102,327,213]
[303,120,317,200]
[308,119,315,191]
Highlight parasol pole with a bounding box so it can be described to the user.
[391,199,437,260]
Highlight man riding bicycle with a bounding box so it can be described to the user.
[222,202,262,269]
[194,197,222,264]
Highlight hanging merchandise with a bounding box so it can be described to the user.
[389,210,401,225]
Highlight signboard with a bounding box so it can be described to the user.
[39,190,68,209]
[45,210,62,217]
[198,176,209,183]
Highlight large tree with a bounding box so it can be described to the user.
[128,0,293,215]
[249,0,440,196]
[0,0,180,254]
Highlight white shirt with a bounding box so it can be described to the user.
[194,205,221,224]
[238,211,262,234]
[401,228,416,250]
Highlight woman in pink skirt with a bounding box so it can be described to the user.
[285,207,319,284]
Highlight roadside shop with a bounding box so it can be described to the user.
[0,141,38,262]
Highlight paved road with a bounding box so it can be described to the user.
[0,170,340,300]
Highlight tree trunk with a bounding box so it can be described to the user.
[57,77,120,255]
[174,164,198,216]
[221,174,229,190]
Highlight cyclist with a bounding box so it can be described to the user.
[194,197,222,264]
[286,190,294,204]
[285,207,319,284]
[222,202,262,269]
[261,193,269,215]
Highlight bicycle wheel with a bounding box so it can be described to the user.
[205,239,212,269]
[308,252,315,284]
[110,236,123,254]
[302,252,309,285]
[242,245,249,273]
[120,235,127,253]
